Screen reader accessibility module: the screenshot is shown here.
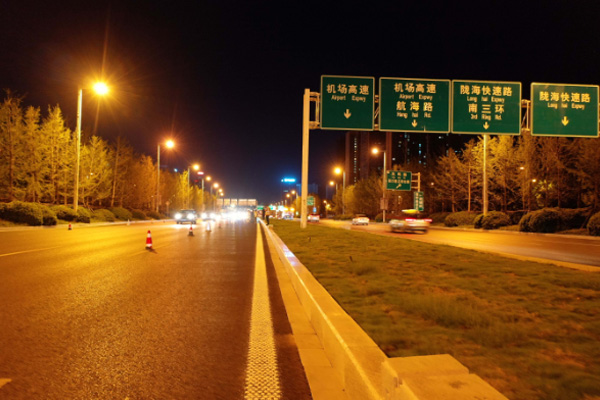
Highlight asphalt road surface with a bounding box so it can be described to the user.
[0,220,312,399]
[321,219,600,267]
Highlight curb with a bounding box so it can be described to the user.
[262,222,509,400]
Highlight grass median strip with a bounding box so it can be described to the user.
[271,220,600,400]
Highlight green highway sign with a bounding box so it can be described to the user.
[307,196,315,206]
[452,80,522,135]
[320,75,375,130]
[414,191,424,212]
[379,78,450,133]
[386,171,412,191]
[531,83,599,137]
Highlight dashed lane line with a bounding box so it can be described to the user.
[244,225,281,400]
[0,246,62,258]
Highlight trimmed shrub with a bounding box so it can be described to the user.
[508,211,526,225]
[444,211,477,227]
[0,201,43,225]
[519,212,533,232]
[528,208,561,233]
[51,205,78,221]
[92,209,116,222]
[131,209,147,220]
[588,212,600,236]
[429,212,450,224]
[77,208,91,223]
[147,210,161,220]
[560,208,589,230]
[41,206,58,226]
[474,214,484,229]
[481,211,511,230]
[110,207,132,221]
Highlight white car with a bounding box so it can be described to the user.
[389,210,431,233]
[308,214,320,222]
[351,214,369,225]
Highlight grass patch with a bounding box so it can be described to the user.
[271,219,600,400]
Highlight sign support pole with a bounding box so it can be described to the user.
[301,89,310,229]
[382,150,387,223]
[483,134,489,215]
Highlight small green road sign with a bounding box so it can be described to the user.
[379,78,450,133]
[320,75,375,130]
[531,83,599,137]
[452,80,522,135]
[414,191,424,212]
[307,196,315,206]
[387,171,412,191]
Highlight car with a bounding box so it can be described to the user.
[201,212,220,221]
[308,214,320,222]
[389,210,431,233]
[174,209,197,224]
[351,214,369,225]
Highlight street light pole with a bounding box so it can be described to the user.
[155,139,174,213]
[372,147,388,222]
[156,144,161,213]
[74,83,109,212]
[74,88,83,212]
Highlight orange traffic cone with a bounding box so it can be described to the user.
[145,230,153,250]
[188,225,194,236]
[68,223,72,230]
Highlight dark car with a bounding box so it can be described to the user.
[174,209,198,224]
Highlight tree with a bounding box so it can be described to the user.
[433,150,462,212]
[109,137,134,207]
[488,135,520,212]
[0,91,24,201]
[348,174,381,217]
[21,106,44,202]
[124,154,156,210]
[80,136,113,206]
[40,105,72,204]
[572,138,600,212]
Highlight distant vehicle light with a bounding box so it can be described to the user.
[424,218,432,223]
[201,212,208,219]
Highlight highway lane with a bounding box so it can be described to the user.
[320,219,600,268]
[0,220,311,399]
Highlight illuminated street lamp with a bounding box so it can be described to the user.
[74,82,109,212]
[156,139,175,212]
[334,166,346,215]
[372,147,388,222]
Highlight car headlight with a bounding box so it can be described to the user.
[187,213,194,219]
[201,212,208,219]
[175,213,182,219]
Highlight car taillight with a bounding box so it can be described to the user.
[424,218,432,223]
[405,218,415,222]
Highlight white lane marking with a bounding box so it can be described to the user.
[0,379,11,389]
[0,246,62,258]
[244,225,281,400]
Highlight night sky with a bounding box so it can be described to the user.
[2,1,599,203]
